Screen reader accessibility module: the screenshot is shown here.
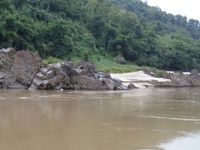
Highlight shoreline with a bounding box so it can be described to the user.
[111,71,171,89]
[1,48,200,90]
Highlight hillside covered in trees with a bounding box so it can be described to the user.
[1,0,200,71]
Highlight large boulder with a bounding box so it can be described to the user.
[11,50,42,86]
[187,69,200,86]
[0,49,42,89]
[69,75,108,90]
[155,73,191,87]
[66,62,126,90]
[127,82,137,90]
[155,69,200,87]
[171,75,191,87]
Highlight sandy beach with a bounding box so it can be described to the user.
[111,71,171,88]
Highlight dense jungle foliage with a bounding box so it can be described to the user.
[1,0,200,71]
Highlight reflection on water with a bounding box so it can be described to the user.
[0,88,200,150]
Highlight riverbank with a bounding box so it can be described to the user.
[1,48,200,90]
[0,48,127,90]
[111,69,200,89]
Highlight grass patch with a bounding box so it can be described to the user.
[91,56,140,73]
[42,55,140,73]
[42,56,62,65]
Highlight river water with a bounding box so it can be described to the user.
[0,88,200,150]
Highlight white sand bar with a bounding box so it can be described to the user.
[111,71,171,82]
[111,71,171,88]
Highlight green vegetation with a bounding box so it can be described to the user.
[95,60,139,73]
[1,0,200,72]
[42,55,139,73]
[42,56,62,65]
[91,56,139,73]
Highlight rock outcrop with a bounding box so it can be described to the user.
[155,69,200,87]
[187,69,200,86]
[32,62,127,90]
[0,48,126,90]
[0,48,42,89]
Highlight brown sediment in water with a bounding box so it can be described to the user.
[0,88,200,150]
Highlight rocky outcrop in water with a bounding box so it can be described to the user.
[0,48,126,90]
[155,69,200,87]
[0,48,41,89]
[31,62,127,90]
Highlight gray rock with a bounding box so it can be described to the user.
[32,68,69,90]
[155,69,200,87]
[187,69,200,86]
[0,72,5,79]
[32,61,127,90]
[33,79,53,90]
[36,72,44,80]
[95,72,111,80]
[0,48,126,90]
[0,48,16,72]
[128,82,137,90]
[3,74,25,89]
[70,75,109,90]
[11,50,41,86]
[78,62,96,77]
[41,68,49,75]
[0,49,41,89]
[101,78,115,90]
[112,78,123,84]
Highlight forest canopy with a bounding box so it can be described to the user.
[1,0,200,71]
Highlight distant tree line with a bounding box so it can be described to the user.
[1,0,200,71]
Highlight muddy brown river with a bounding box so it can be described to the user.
[0,88,200,150]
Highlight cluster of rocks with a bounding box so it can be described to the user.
[155,69,200,87]
[0,48,127,90]
[31,62,128,90]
